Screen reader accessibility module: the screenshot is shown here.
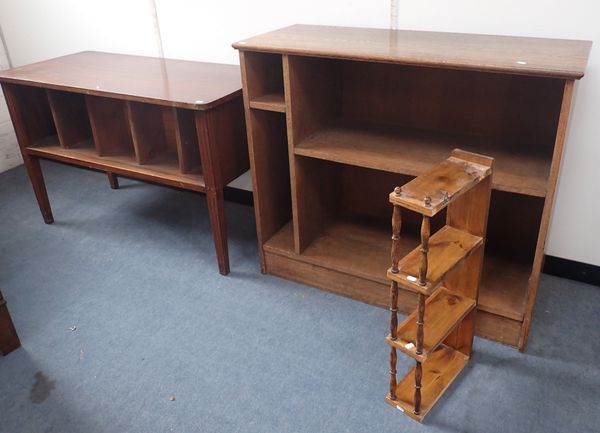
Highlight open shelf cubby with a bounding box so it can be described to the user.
[236,26,589,350]
[288,56,561,198]
[14,88,206,191]
[242,52,285,113]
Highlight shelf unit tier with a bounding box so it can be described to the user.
[387,226,483,295]
[385,344,469,422]
[389,151,492,216]
[28,136,205,192]
[249,93,286,112]
[295,122,550,197]
[386,287,476,362]
[263,220,528,346]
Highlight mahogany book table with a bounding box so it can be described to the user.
[0,52,248,275]
[234,25,591,349]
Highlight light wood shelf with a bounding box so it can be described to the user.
[295,122,551,197]
[249,93,286,112]
[385,344,469,422]
[387,226,483,295]
[387,287,476,362]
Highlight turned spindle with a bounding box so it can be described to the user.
[418,216,430,286]
[391,203,402,273]
[389,347,397,400]
[390,204,401,339]
[414,361,422,415]
[389,202,402,399]
[414,215,429,415]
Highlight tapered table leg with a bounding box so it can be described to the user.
[206,188,229,275]
[24,156,53,224]
[107,172,119,189]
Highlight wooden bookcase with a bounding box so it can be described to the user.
[0,52,248,275]
[234,25,591,350]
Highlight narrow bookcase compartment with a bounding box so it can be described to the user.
[173,108,201,174]
[247,108,292,254]
[1,83,56,149]
[241,52,285,112]
[479,191,544,320]
[85,95,134,158]
[47,90,93,150]
[127,102,178,169]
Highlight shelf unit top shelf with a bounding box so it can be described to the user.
[387,225,483,295]
[27,136,205,192]
[0,51,242,110]
[264,220,528,321]
[249,93,286,112]
[234,25,591,79]
[295,122,551,197]
[387,286,476,362]
[389,152,492,216]
[385,344,469,422]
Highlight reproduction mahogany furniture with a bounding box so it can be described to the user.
[386,150,492,421]
[0,290,20,356]
[234,25,591,350]
[0,52,248,275]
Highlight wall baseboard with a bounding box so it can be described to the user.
[543,255,600,287]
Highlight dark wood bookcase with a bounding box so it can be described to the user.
[0,52,248,275]
[234,25,591,350]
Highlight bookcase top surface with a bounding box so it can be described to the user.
[233,24,591,79]
[0,51,242,110]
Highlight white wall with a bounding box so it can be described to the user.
[0,0,598,266]
[0,34,21,171]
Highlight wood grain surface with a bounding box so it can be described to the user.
[234,25,591,79]
[0,51,242,110]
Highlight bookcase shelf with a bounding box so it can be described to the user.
[295,121,551,197]
[263,216,529,329]
[249,93,286,112]
[235,25,590,351]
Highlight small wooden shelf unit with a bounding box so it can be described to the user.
[234,25,591,350]
[0,52,249,275]
[385,150,492,421]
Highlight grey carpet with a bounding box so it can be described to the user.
[0,161,598,433]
